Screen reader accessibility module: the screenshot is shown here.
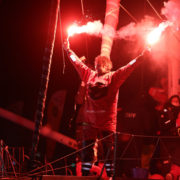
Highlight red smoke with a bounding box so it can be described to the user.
[116,16,156,41]
[162,0,180,28]
[67,0,180,41]
[115,0,180,41]
[67,0,180,60]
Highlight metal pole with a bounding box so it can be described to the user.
[113,132,117,179]
[0,140,4,177]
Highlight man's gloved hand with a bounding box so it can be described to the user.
[141,46,151,56]
[63,39,70,52]
[135,46,151,61]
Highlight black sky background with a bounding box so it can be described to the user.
[0,0,167,162]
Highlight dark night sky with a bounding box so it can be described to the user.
[0,0,167,157]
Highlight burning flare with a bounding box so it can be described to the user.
[67,20,103,38]
[146,21,172,45]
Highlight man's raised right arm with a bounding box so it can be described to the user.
[63,41,91,81]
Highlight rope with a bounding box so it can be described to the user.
[59,4,66,74]
[28,133,114,175]
[119,3,138,23]
[151,136,160,156]
[28,131,180,175]
[30,0,60,165]
[80,0,85,16]
[27,133,115,177]
[27,133,180,177]
[3,132,179,177]
[80,0,89,60]
[102,3,138,23]
[146,0,163,20]
[27,164,74,177]
[119,134,134,160]
[146,0,180,43]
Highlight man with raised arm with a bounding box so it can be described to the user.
[64,40,150,177]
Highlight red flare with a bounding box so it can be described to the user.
[146,21,172,45]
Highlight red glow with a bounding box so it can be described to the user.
[67,24,79,37]
[67,20,103,38]
[146,21,172,45]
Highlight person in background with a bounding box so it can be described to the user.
[158,95,180,179]
[148,77,168,112]
[63,40,150,177]
[159,94,180,136]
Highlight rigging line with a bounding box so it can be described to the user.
[149,137,160,163]
[116,156,171,160]
[28,132,180,174]
[30,0,60,162]
[27,152,175,177]
[28,133,114,174]
[146,0,180,43]
[146,0,163,20]
[97,154,171,162]
[119,3,138,23]
[28,163,74,177]
[115,131,180,139]
[80,0,89,60]
[159,138,171,157]
[119,135,134,160]
[25,155,172,177]
[106,4,137,23]
[119,1,180,47]
[59,3,66,74]
[80,0,85,16]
